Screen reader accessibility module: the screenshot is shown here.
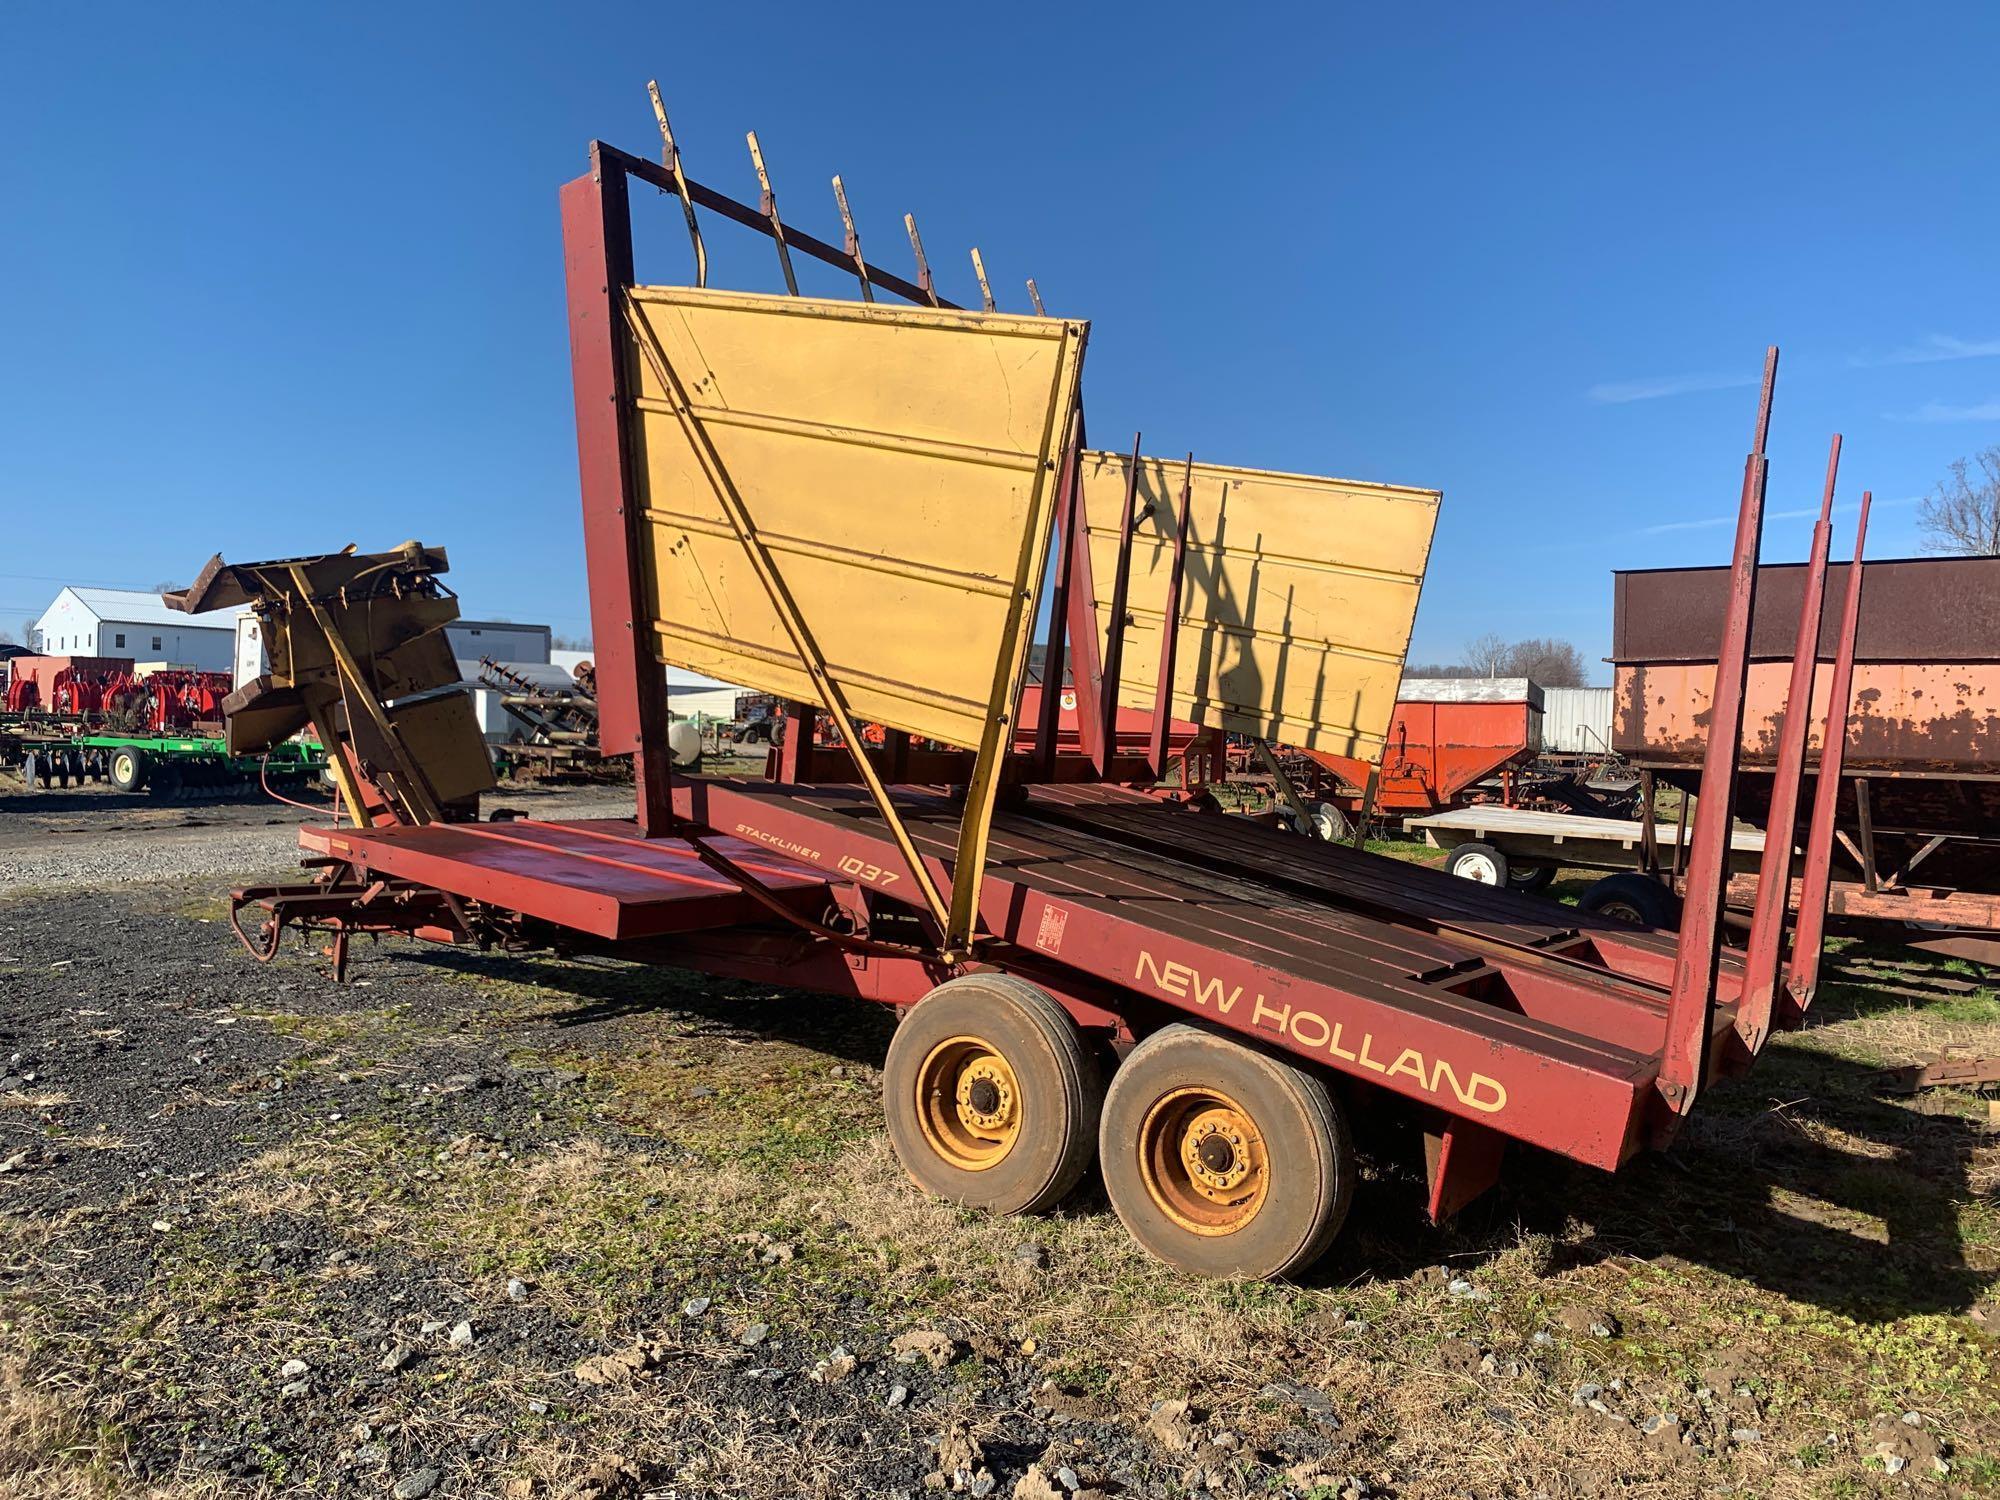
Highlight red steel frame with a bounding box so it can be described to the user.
[233,133,1871,1226]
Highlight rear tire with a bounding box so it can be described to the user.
[1507,862,1556,893]
[1579,871,1681,927]
[108,747,147,792]
[882,973,1103,1216]
[1099,1024,1354,1279]
[1447,841,1509,885]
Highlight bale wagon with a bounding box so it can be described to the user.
[195,106,1863,1278]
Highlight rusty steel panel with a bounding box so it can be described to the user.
[1613,555,2000,664]
[1615,660,2000,774]
[1079,451,1440,760]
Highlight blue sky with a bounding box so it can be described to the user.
[3,3,1996,682]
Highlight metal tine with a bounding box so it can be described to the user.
[1026,279,1046,316]
[1654,344,1778,1132]
[1735,432,1841,1057]
[970,248,996,312]
[1146,451,1196,779]
[1096,432,1146,774]
[904,213,940,307]
[1785,489,1873,1017]
[830,176,874,302]
[745,131,799,296]
[645,81,707,288]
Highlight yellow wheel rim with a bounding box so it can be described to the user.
[915,1035,1022,1172]
[1138,1086,1268,1236]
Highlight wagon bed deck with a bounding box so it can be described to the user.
[683,778,1748,1168]
[298,818,829,942]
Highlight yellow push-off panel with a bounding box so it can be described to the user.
[1081,452,1440,760]
[624,287,1085,751]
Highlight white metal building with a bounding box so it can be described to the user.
[1540,687,1616,755]
[446,620,551,666]
[550,648,745,724]
[34,587,243,671]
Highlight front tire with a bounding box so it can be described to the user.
[1447,841,1509,885]
[882,973,1103,1216]
[1099,1025,1354,1279]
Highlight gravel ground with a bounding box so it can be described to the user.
[0,879,1186,1500]
[1,791,1995,1499]
[0,782,639,892]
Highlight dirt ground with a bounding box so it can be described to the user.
[1,789,1996,1499]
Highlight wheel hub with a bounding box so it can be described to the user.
[955,1062,1015,1133]
[914,1036,1022,1172]
[1139,1087,1270,1235]
[1179,1106,1255,1198]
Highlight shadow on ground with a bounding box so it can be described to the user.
[399,934,1995,1327]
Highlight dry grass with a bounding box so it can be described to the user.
[0,1359,241,1500]
[8,931,1998,1497]
[180,946,1999,1495]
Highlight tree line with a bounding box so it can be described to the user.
[1407,634,1591,688]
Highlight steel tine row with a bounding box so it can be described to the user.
[644,82,1051,315]
[830,176,874,302]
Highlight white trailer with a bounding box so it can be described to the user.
[1407,804,1765,923]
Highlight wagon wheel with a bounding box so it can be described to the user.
[1507,863,1556,893]
[1446,841,1509,885]
[1099,1025,1353,1279]
[108,747,148,792]
[1579,872,1680,927]
[882,974,1103,1215]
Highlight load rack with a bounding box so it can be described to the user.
[205,102,1869,1278]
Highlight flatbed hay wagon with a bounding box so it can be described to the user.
[200,101,1871,1279]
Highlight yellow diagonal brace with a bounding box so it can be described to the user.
[620,300,965,950]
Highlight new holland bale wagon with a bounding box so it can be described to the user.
[195,103,1869,1279]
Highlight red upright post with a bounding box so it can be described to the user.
[777,699,816,783]
[1095,434,1145,777]
[1146,454,1195,781]
[1034,416,1084,780]
[561,148,676,834]
[1655,348,1777,1129]
[1784,491,1872,1019]
[1734,434,1840,1055]
[1062,432,1113,778]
